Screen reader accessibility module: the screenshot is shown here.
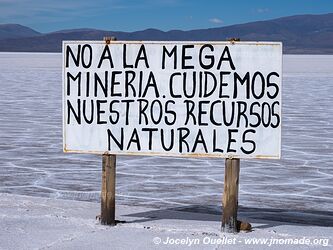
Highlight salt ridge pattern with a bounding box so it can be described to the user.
[0,53,332,215]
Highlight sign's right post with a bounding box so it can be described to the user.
[222,39,241,233]
[222,158,240,233]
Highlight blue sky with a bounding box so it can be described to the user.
[1,0,333,33]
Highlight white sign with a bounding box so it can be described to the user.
[63,41,282,158]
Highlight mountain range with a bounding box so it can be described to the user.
[1,13,333,54]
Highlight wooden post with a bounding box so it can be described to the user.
[100,36,117,226]
[101,154,116,225]
[222,158,240,233]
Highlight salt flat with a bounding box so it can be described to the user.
[0,193,331,250]
[0,53,332,245]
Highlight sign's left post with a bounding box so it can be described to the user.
[100,37,117,226]
[101,154,116,225]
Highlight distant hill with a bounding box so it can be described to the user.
[0,13,333,54]
[0,24,41,39]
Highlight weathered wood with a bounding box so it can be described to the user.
[103,36,117,44]
[222,158,240,233]
[101,154,116,225]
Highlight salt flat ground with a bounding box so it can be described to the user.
[0,53,332,249]
[0,193,332,250]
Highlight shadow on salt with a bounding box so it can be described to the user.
[123,204,333,228]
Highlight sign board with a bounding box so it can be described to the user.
[63,41,282,158]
